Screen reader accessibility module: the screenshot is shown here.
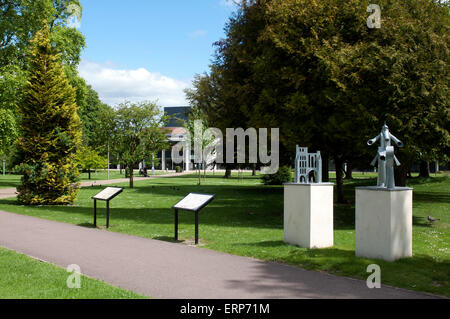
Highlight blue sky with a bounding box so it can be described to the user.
[78,0,239,106]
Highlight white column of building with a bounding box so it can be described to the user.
[162,150,166,170]
[184,144,190,172]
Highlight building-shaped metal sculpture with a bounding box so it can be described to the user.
[295,146,322,184]
[367,123,404,189]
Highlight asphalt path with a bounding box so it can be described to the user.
[0,211,440,299]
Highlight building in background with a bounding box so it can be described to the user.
[157,107,192,171]
[148,106,218,173]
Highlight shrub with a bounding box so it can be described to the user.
[261,166,292,185]
[175,166,182,173]
[16,24,82,205]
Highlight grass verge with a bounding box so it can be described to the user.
[0,246,146,299]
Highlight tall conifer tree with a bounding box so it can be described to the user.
[16,23,82,205]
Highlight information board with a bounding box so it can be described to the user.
[92,187,123,201]
[173,193,215,212]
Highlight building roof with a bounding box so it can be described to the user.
[163,127,187,135]
[164,106,191,127]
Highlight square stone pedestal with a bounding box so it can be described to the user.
[355,187,413,262]
[284,183,334,249]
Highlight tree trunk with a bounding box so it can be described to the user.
[252,164,256,176]
[345,162,353,180]
[334,156,345,203]
[322,154,329,182]
[224,166,232,178]
[394,165,408,187]
[419,161,430,178]
[129,166,134,188]
[203,161,207,181]
[88,169,91,180]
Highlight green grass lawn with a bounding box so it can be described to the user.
[0,171,448,297]
[78,170,126,181]
[0,174,21,189]
[0,246,145,299]
[78,169,171,181]
[0,170,172,188]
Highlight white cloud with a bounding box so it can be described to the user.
[78,60,190,107]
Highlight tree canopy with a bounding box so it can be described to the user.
[75,146,107,180]
[0,1,114,162]
[188,0,449,202]
[16,24,82,205]
[112,101,169,188]
[0,0,85,68]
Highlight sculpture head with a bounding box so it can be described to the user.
[382,123,390,144]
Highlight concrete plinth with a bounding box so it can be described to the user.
[284,183,334,249]
[355,187,413,262]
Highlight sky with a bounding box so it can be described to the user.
[77,0,240,107]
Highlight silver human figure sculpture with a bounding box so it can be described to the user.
[367,124,404,189]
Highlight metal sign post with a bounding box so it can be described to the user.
[173,193,215,245]
[92,187,124,228]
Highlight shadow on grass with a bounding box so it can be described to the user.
[0,197,285,231]
[0,174,446,233]
[0,181,20,189]
[413,216,432,228]
[233,239,450,273]
[406,176,449,186]
[166,173,262,181]
[413,192,450,204]
[0,180,356,231]
[240,240,286,248]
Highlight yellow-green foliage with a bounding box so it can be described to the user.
[75,146,107,180]
[16,23,82,205]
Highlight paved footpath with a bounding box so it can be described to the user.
[0,211,441,299]
[0,188,17,199]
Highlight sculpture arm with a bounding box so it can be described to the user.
[370,154,378,166]
[389,133,404,147]
[367,135,380,146]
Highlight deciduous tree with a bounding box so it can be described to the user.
[112,101,168,188]
[75,146,107,180]
[188,0,449,202]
